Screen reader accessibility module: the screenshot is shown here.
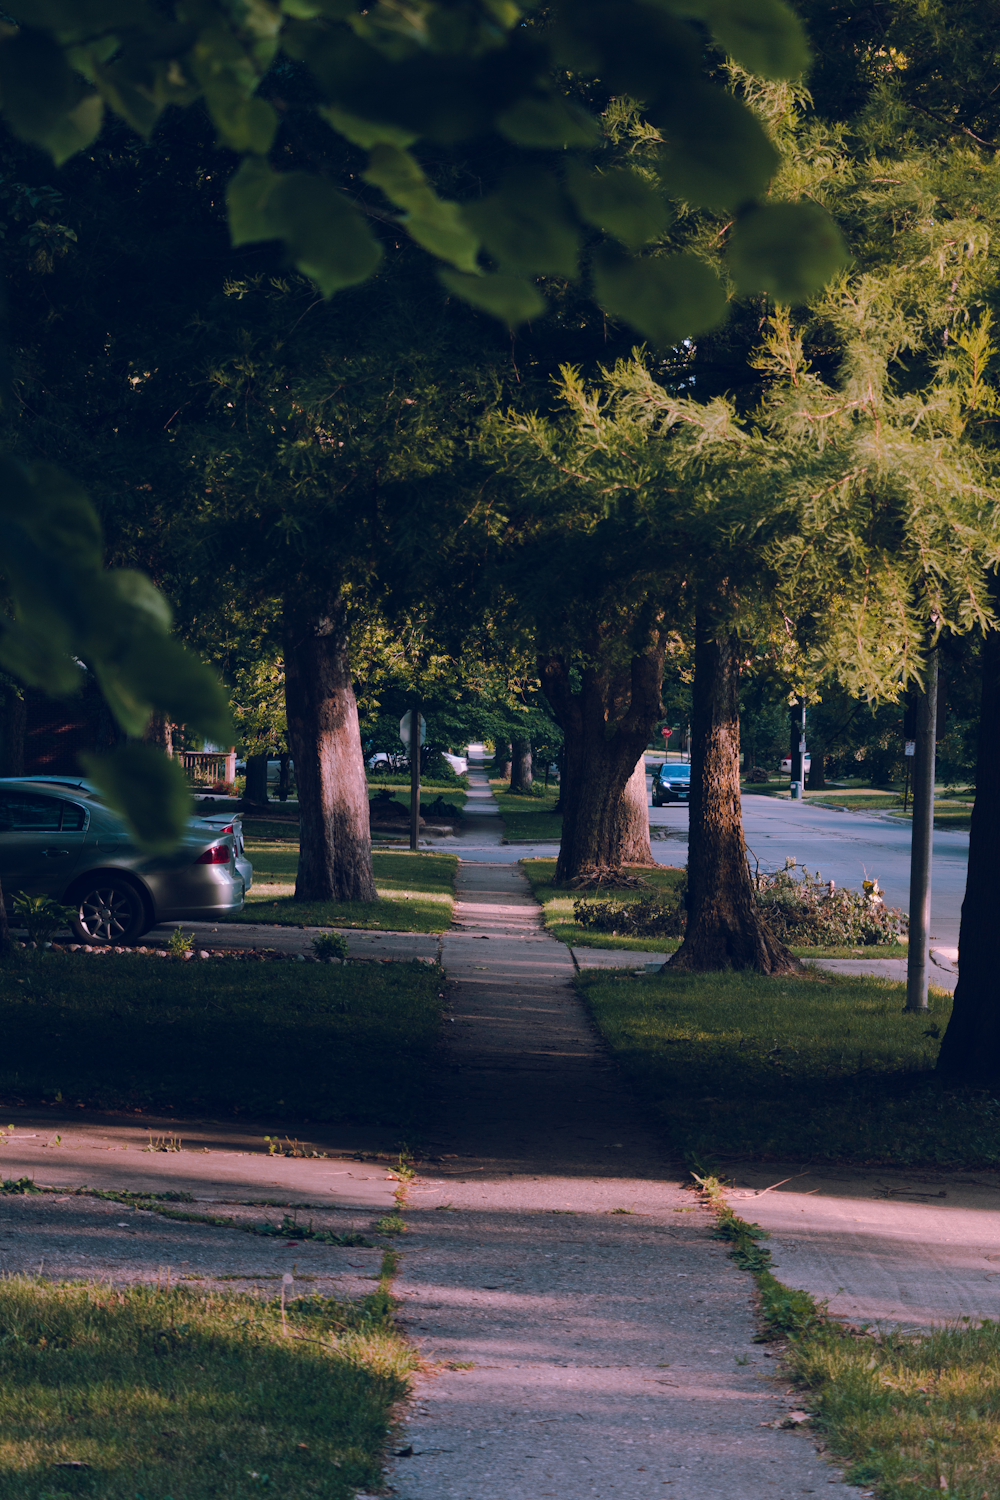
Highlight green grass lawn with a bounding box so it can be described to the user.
[578,967,1000,1167]
[0,1274,412,1500]
[520,857,685,950]
[0,948,442,1123]
[489,781,562,841]
[238,848,457,933]
[792,1313,1000,1497]
[367,774,469,792]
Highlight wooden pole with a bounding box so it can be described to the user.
[409,705,420,852]
[905,655,938,1013]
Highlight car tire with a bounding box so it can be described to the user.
[69,875,151,945]
[652,795,662,807]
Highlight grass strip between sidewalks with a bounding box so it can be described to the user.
[700,1175,1000,1499]
[576,967,1000,1167]
[489,781,562,841]
[0,1259,413,1500]
[521,858,685,951]
[0,951,443,1124]
[238,849,457,932]
[521,859,907,958]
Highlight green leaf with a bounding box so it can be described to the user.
[94,630,232,743]
[654,85,779,210]
[695,0,811,81]
[320,103,417,150]
[727,201,848,302]
[79,745,193,854]
[439,269,545,327]
[210,93,278,154]
[0,27,103,164]
[565,162,672,249]
[266,172,383,295]
[226,154,279,245]
[0,622,82,695]
[495,93,599,148]
[227,161,383,294]
[363,144,479,271]
[592,249,726,345]
[464,167,578,278]
[281,0,361,15]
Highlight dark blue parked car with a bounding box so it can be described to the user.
[652,763,691,806]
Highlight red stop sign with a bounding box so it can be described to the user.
[661,727,672,739]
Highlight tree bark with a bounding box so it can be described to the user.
[142,710,173,756]
[0,693,25,776]
[245,753,269,805]
[612,753,654,865]
[806,751,826,790]
[283,590,377,903]
[542,629,666,883]
[936,604,1000,1083]
[671,624,798,974]
[490,740,512,780]
[510,737,532,792]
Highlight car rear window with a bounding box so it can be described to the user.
[0,792,86,831]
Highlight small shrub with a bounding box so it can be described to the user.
[753,860,907,946]
[573,895,686,938]
[167,927,194,958]
[10,893,76,947]
[423,795,462,819]
[312,931,349,962]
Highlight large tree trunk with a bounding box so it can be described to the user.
[509,737,532,792]
[245,753,269,805]
[142,710,173,756]
[612,753,654,865]
[542,630,666,883]
[936,605,1000,1083]
[490,740,512,780]
[671,625,797,974]
[806,751,826,790]
[0,693,25,776]
[283,590,377,903]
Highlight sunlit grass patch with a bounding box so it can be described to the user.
[0,1276,413,1499]
[579,968,1000,1166]
[791,1317,1000,1497]
[490,783,562,841]
[239,849,457,933]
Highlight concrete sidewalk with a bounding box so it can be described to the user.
[725,1161,1000,1330]
[384,787,852,1499]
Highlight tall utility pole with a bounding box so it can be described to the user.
[409,704,421,853]
[905,656,938,1013]
[789,700,806,799]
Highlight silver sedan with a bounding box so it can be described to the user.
[0,778,252,944]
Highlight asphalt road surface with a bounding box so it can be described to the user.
[649,792,969,948]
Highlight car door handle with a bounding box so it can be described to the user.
[41,849,70,858]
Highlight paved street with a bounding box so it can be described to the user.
[454,753,971,948]
[649,792,970,948]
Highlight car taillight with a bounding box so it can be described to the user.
[196,844,231,865]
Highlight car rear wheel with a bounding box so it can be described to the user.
[70,876,149,945]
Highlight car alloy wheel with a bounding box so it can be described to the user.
[72,878,147,944]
